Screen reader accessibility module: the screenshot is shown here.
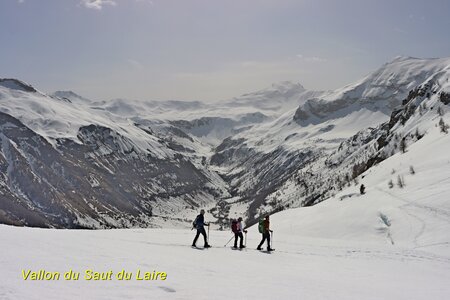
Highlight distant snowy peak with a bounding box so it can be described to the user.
[389,55,421,62]
[223,81,325,116]
[294,56,450,125]
[259,81,306,95]
[52,90,93,104]
[238,81,307,99]
[0,78,37,93]
[88,98,210,119]
[387,55,443,64]
[328,56,450,102]
[170,112,269,145]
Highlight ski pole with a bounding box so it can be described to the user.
[245,232,247,247]
[207,224,210,244]
[224,235,234,247]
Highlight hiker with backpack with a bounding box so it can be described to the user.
[257,215,274,251]
[231,217,247,249]
[192,209,211,248]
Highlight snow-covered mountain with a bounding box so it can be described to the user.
[0,56,449,229]
[1,78,318,228]
[0,80,231,228]
[210,56,450,224]
[294,56,450,124]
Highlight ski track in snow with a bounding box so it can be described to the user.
[375,186,450,249]
[95,236,450,264]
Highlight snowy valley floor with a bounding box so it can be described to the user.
[1,223,449,300]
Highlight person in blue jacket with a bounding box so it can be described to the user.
[192,209,211,248]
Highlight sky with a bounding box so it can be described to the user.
[1,0,449,102]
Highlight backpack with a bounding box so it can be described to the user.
[258,218,265,233]
[231,219,238,233]
[192,215,199,229]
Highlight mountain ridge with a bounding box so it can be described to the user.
[0,56,449,228]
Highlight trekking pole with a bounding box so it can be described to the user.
[224,235,234,247]
[271,231,273,249]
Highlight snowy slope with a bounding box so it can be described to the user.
[273,123,450,255]
[2,227,448,300]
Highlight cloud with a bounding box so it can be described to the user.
[79,0,154,10]
[80,0,117,10]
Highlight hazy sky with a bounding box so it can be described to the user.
[1,0,449,101]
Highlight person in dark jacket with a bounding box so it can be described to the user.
[233,217,247,249]
[257,215,273,251]
[192,209,211,248]
[360,184,366,195]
